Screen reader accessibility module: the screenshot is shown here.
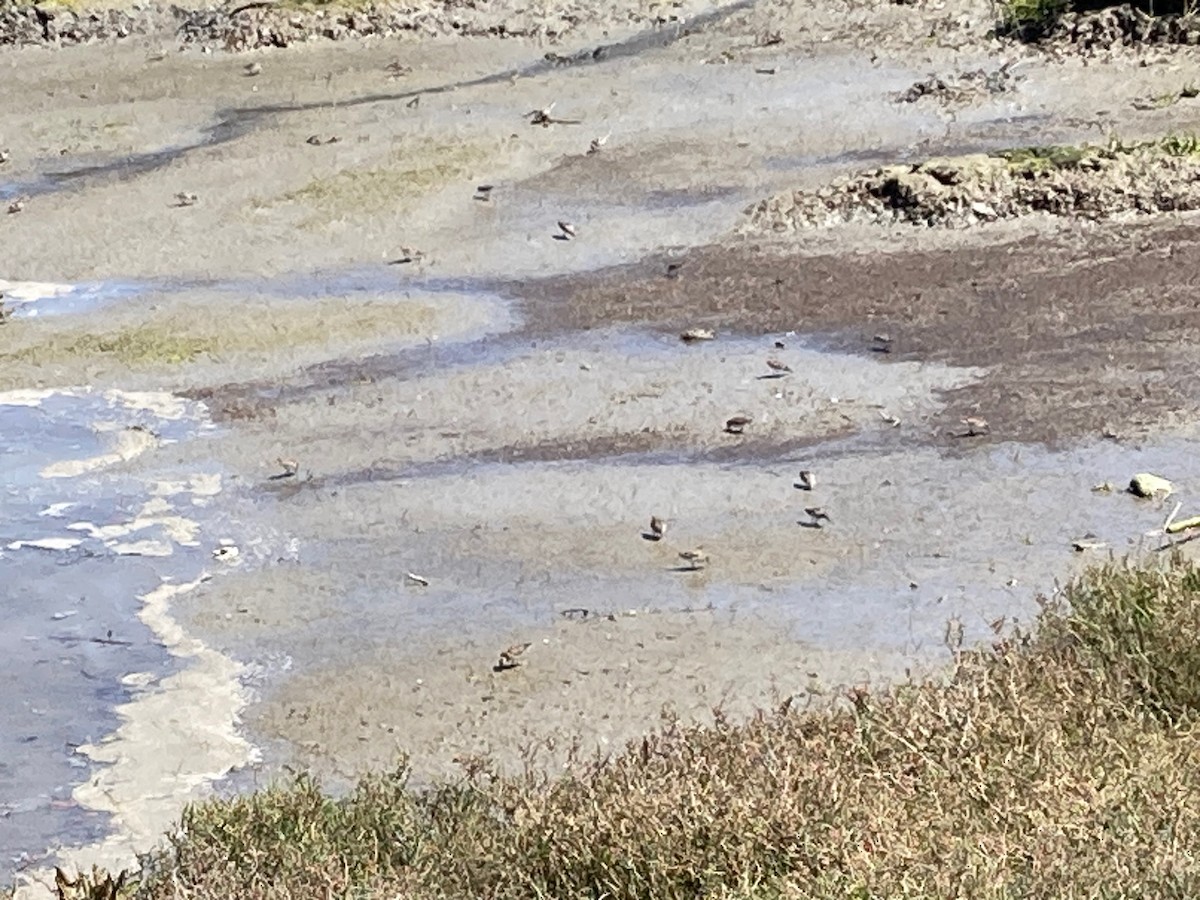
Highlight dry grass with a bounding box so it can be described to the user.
[54,556,1200,899]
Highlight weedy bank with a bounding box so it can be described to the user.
[45,556,1200,899]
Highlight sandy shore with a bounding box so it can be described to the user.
[7,0,1200,890]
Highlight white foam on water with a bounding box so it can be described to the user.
[5,537,84,552]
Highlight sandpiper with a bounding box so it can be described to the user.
[795,469,815,491]
[678,547,708,570]
[587,131,611,154]
[276,457,299,478]
[680,328,715,343]
[474,184,495,202]
[0,149,9,165]
[387,247,425,265]
[385,61,412,78]
[666,262,684,278]
[725,415,752,435]
[557,220,577,239]
[871,333,894,353]
[960,416,990,437]
[496,642,532,670]
[804,506,831,527]
[7,199,24,215]
[766,358,792,374]
[527,103,556,126]
[649,515,666,540]
[173,191,198,207]
[244,61,262,77]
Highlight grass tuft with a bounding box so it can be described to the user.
[50,555,1200,899]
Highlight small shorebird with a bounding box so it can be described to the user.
[774,340,785,349]
[646,515,666,540]
[173,191,198,207]
[387,247,425,265]
[680,328,715,343]
[276,457,299,478]
[0,149,9,164]
[557,220,577,240]
[305,134,341,146]
[871,333,894,353]
[666,262,684,278]
[527,103,581,127]
[587,131,611,155]
[385,61,412,78]
[959,416,990,437]
[474,184,494,202]
[766,358,792,374]
[725,415,752,435]
[244,61,262,77]
[527,102,556,125]
[679,547,708,570]
[795,469,815,491]
[496,642,532,671]
[804,506,831,527]
[6,199,23,215]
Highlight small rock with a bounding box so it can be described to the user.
[1129,472,1173,499]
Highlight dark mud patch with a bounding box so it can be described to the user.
[1004,3,1200,53]
[518,220,1200,447]
[894,64,1022,106]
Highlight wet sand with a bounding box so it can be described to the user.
[7,0,1200,891]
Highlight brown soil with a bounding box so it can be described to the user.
[519,220,1200,447]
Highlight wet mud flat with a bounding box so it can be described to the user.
[8,0,1200,889]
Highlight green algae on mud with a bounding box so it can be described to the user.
[61,555,1200,900]
[268,139,493,228]
[0,298,439,390]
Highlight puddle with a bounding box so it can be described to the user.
[0,279,146,319]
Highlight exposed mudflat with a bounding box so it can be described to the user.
[7,0,1200,892]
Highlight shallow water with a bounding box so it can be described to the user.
[0,391,219,883]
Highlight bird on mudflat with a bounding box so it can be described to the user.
[678,547,708,570]
[648,515,666,540]
[804,507,831,527]
[795,470,815,491]
[960,416,990,437]
[496,642,532,671]
[766,359,792,374]
[725,416,752,435]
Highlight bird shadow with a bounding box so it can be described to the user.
[552,234,572,242]
[641,532,663,542]
[798,521,825,529]
[793,482,813,491]
[492,661,521,673]
[267,472,297,482]
[755,373,789,380]
[669,564,706,572]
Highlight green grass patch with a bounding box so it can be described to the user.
[996,0,1071,36]
[9,327,217,366]
[58,554,1200,900]
[990,132,1200,175]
